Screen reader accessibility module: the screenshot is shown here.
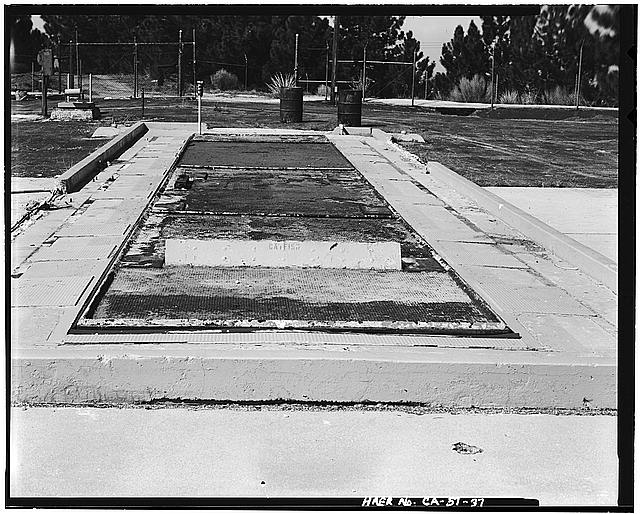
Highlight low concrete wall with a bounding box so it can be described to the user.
[11,352,616,409]
[57,121,148,193]
[428,162,618,293]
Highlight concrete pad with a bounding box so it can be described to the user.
[165,239,402,270]
[486,187,617,263]
[9,407,617,505]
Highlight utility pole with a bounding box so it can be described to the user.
[57,37,62,93]
[294,33,299,85]
[575,40,584,110]
[178,29,183,97]
[411,48,416,107]
[331,16,339,105]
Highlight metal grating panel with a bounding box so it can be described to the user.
[64,331,536,350]
[180,140,354,169]
[12,276,94,307]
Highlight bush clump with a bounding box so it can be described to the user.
[545,86,575,105]
[267,73,296,97]
[316,84,329,97]
[211,69,239,91]
[498,89,519,104]
[448,74,490,103]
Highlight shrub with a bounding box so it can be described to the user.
[498,89,519,104]
[448,74,490,103]
[267,73,296,97]
[211,69,239,91]
[520,88,538,105]
[316,84,329,97]
[545,86,574,105]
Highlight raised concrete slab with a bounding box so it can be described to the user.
[486,187,617,263]
[165,238,402,270]
[9,407,617,504]
[9,125,617,409]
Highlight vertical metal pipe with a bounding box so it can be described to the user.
[197,94,202,134]
[294,33,299,85]
[178,29,183,97]
[141,86,145,118]
[411,49,416,107]
[75,28,80,92]
[31,61,35,92]
[576,41,584,110]
[244,53,248,90]
[331,16,339,105]
[68,39,73,88]
[362,44,366,101]
[192,28,197,98]
[57,39,62,93]
[324,42,329,101]
[41,73,47,116]
[79,59,82,98]
[89,73,92,102]
[133,35,138,99]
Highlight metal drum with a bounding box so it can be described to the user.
[279,87,303,123]
[337,89,362,127]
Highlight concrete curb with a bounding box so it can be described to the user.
[427,161,618,293]
[11,345,616,408]
[57,121,148,193]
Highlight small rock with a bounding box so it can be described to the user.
[452,441,483,455]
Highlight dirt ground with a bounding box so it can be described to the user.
[10,96,618,187]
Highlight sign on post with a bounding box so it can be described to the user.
[196,80,204,135]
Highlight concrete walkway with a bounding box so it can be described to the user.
[9,406,617,505]
[486,188,618,263]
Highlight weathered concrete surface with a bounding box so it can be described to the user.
[165,238,402,269]
[11,344,616,408]
[57,121,148,193]
[486,187,617,263]
[427,162,617,293]
[10,126,617,408]
[9,406,617,504]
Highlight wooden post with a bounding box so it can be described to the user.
[411,49,416,106]
[331,16,339,105]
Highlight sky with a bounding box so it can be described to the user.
[403,16,479,71]
[31,14,478,72]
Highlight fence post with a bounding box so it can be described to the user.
[68,39,73,88]
[41,73,48,117]
[575,41,584,110]
[362,44,367,102]
[141,86,145,118]
[331,16,339,105]
[294,33,299,86]
[244,53,248,90]
[75,28,81,93]
[133,35,138,99]
[192,28,197,98]
[89,73,92,103]
[324,42,329,101]
[178,29,183,97]
[31,62,35,92]
[411,48,416,107]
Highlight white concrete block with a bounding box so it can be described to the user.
[165,239,401,270]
